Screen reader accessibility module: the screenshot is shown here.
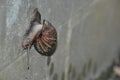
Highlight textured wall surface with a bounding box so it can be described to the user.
[0,0,120,80]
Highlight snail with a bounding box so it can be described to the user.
[22,8,57,56]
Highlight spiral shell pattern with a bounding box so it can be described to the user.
[34,20,57,56]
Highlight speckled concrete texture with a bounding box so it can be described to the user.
[0,0,120,80]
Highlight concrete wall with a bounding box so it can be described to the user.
[0,0,120,80]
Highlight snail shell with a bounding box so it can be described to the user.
[34,20,57,56]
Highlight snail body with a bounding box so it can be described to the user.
[22,23,42,49]
[22,9,57,56]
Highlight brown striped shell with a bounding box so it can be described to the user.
[34,20,57,56]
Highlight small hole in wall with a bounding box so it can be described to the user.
[71,67,76,79]
[47,56,51,66]
[68,63,72,75]
[77,73,83,80]
[53,73,58,80]
[61,71,65,80]
[49,62,54,76]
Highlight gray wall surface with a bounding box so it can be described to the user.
[0,0,120,80]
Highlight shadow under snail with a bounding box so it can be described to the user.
[22,8,57,56]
